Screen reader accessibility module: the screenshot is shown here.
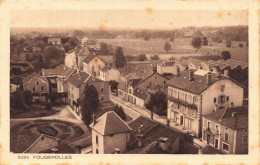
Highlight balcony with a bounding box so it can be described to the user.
[168,96,197,110]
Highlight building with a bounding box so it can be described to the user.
[23,72,49,94]
[56,68,76,93]
[82,54,107,77]
[90,111,132,154]
[23,134,60,153]
[76,47,91,70]
[67,72,110,116]
[48,37,61,45]
[65,48,78,68]
[10,76,23,92]
[167,69,244,137]
[100,65,120,82]
[98,55,114,67]
[202,106,248,154]
[157,60,186,75]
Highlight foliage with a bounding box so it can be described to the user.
[81,84,99,125]
[193,30,203,38]
[108,80,119,92]
[114,46,126,68]
[114,104,126,120]
[42,45,64,68]
[68,37,78,49]
[22,90,32,105]
[164,41,171,52]
[63,42,71,53]
[36,40,45,50]
[150,54,159,60]
[73,30,85,39]
[221,51,231,60]
[10,89,26,110]
[141,30,151,41]
[100,42,114,55]
[145,91,167,115]
[137,54,147,61]
[202,37,208,46]
[226,40,232,48]
[191,37,202,49]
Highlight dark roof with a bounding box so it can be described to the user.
[120,68,134,77]
[128,78,142,87]
[22,72,48,83]
[217,60,241,70]
[118,80,128,92]
[176,140,199,154]
[83,54,106,64]
[62,68,77,80]
[133,88,148,100]
[10,76,24,85]
[203,106,248,130]
[168,70,244,94]
[90,111,132,136]
[67,72,90,88]
[135,72,167,88]
[42,64,71,77]
[202,145,225,154]
[226,59,248,69]
[160,61,175,67]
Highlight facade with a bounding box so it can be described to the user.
[65,49,77,68]
[82,55,106,77]
[167,70,244,137]
[100,66,120,82]
[23,72,49,94]
[157,61,186,75]
[56,68,76,93]
[67,72,110,116]
[202,106,248,154]
[47,37,61,45]
[90,111,132,154]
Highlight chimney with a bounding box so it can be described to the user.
[207,72,212,85]
[224,70,229,77]
[114,148,121,154]
[93,113,96,125]
[189,70,194,82]
[75,145,82,154]
[232,112,237,117]
[176,66,180,76]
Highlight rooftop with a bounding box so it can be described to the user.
[203,106,248,130]
[22,72,48,84]
[67,72,90,88]
[83,54,106,64]
[42,64,71,77]
[90,111,132,136]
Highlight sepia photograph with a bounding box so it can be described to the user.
[0,0,259,164]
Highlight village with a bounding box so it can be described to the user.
[10,26,248,154]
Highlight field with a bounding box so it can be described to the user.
[98,38,248,62]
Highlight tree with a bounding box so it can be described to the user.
[81,84,99,126]
[68,37,78,49]
[100,42,114,55]
[226,40,232,48]
[10,89,25,110]
[137,54,147,61]
[202,37,208,46]
[114,46,126,68]
[221,51,231,60]
[73,30,85,39]
[140,30,151,41]
[145,91,167,116]
[150,55,159,60]
[63,43,71,53]
[36,40,45,50]
[191,37,202,49]
[108,80,119,92]
[164,41,171,52]
[43,45,64,68]
[193,30,203,38]
[22,90,32,105]
[114,104,126,120]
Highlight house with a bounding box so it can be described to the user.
[10,76,23,92]
[23,134,60,153]
[202,106,248,154]
[75,47,91,70]
[81,37,89,45]
[82,54,107,77]
[67,72,110,116]
[65,48,78,68]
[157,60,186,75]
[48,37,61,45]
[167,69,244,137]
[56,68,77,93]
[90,111,132,154]
[98,55,114,67]
[23,72,49,94]
[100,65,120,82]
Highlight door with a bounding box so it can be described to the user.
[215,138,219,149]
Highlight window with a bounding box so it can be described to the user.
[214,97,217,103]
[222,142,229,152]
[220,85,225,92]
[109,134,114,137]
[96,136,98,144]
[218,95,226,103]
[207,122,211,130]
[226,96,229,101]
[243,135,248,144]
[100,87,104,93]
[216,125,219,133]
[41,87,43,91]
[224,133,228,141]
[33,87,35,92]
[100,95,104,101]
[37,81,39,85]
[96,149,99,154]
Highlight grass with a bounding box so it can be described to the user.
[11,105,57,119]
[71,126,84,139]
[37,125,58,137]
[54,124,70,133]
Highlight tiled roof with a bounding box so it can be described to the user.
[67,72,90,88]
[76,47,90,56]
[160,61,175,67]
[42,64,71,77]
[100,65,112,72]
[120,68,134,77]
[202,145,225,154]
[118,80,128,92]
[98,55,113,65]
[11,76,24,85]
[82,54,106,64]
[217,60,240,70]
[167,70,243,94]
[22,72,48,84]
[62,68,77,80]
[133,88,148,100]
[176,140,199,154]
[90,111,132,136]
[226,59,248,69]
[128,78,142,88]
[203,106,248,130]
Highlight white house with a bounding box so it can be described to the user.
[82,55,107,77]
[167,69,244,137]
[100,66,120,82]
[90,111,132,154]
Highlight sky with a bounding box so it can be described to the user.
[11,10,248,29]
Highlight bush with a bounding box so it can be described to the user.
[114,104,126,120]
[37,125,58,137]
[221,51,231,60]
[150,55,159,60]
[137,54,147,61]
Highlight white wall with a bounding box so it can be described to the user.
[65,51,76,68]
